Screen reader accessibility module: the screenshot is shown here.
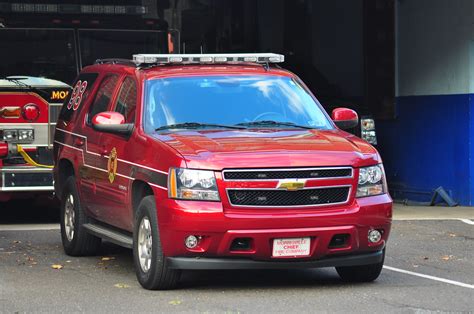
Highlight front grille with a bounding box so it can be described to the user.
[227,187,350,207]
[223,168,352,180]
[49,104,62,146]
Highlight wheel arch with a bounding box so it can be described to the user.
[56,158,75,200]
[131,180,154,214]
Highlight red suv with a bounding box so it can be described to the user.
[53,53,392,290]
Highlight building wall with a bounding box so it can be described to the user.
[378,0,474,205]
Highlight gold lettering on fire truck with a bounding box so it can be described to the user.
[107,147,118,183]
[51,90,69,100]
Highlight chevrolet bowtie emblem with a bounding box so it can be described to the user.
[277,180,306,191]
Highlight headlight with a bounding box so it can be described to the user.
[169,168,220,201]
[356,164,386,197]
[361,118,377,145]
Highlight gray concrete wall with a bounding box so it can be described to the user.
[397,0,474,96]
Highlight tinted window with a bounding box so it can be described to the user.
[144,75,333,132]
[78,30,167,67]
[88,74,119,122]
[114,77,137,123]
[59,73,98,122]
[0,29,78,83]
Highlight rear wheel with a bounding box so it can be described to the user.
[60,176,101,256]
[133,196,180,290]
[336,250,385,282]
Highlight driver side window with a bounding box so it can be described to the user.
[114,76,137,123]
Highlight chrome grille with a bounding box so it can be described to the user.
[48,103,62,147]
[223,167,353,180]
[227,187,350,207]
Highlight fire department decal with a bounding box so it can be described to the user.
[107,147,118,183]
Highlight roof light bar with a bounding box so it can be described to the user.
[132,53,285,65]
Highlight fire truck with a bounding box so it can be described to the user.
[0,0,173,203]
[0,76,70,202]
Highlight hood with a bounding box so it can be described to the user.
[153,129,381,170]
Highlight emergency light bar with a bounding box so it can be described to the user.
[132,53,285,65]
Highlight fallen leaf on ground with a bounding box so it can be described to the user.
[422,256,429,260]
[441,255,454,261]
[448,233,456,237]
[169,300,182,305]
[51,264,63,270]
[101,257,115,261]
[114,283,130,288]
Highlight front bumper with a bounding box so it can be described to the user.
[0,166,53,192]
[153,188,392,262]
[167,250,384,270]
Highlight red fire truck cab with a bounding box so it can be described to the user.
[53,54,392,290]
[0,76,70,202]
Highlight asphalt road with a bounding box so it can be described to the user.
[0,203,473,313]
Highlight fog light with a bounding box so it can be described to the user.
[368,229,382,243]
[184,235,199,249]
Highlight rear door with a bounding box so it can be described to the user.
[78,73,121,219]
[94,75,138,229]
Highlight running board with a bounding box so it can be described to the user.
[82,223,133,249]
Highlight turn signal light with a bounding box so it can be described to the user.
[22,104,40,121]
[0,141,8,158]
[0,106,21,118]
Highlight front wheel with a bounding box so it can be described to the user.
[336,250,385,282]
[133,196,180,290]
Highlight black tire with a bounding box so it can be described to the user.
[133,196,180,290]
[336,250,385,283]
[60,176,101,256]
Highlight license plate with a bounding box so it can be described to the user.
[272,237,311,257]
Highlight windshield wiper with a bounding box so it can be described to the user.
[1,77,50,99]
[235,120,316,130]
[155,122,247,131]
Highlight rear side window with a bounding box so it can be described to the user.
[114,77,137,123]
[88,74,119,122]
[59,73,98,122]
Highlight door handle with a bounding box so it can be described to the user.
[74,138,84,147]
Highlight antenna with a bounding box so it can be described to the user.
[183,42,186,54]
[200,45,203,54]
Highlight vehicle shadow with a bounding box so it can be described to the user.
[0,198,59,224]
[99,241,357,290]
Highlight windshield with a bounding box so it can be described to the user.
[144,75,333,133]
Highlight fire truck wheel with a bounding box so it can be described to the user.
[60,176,101,256]
[133,196,180,290]
[335,249,385,282]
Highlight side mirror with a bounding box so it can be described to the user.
[92,111,133,136]
[332,108,359,130]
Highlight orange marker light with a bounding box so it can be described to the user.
[0,106,21,118]
[169,168,178,198]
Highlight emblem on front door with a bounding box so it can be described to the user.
[107,147,118,183]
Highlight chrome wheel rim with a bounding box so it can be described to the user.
[64,193,75,242]
[138,216,152,273]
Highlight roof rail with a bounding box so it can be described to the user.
[94,58,138,67]
[132,53,285,65]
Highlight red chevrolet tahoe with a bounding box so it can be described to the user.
[53,53,392,290]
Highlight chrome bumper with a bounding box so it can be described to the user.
[0,166,54,192]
